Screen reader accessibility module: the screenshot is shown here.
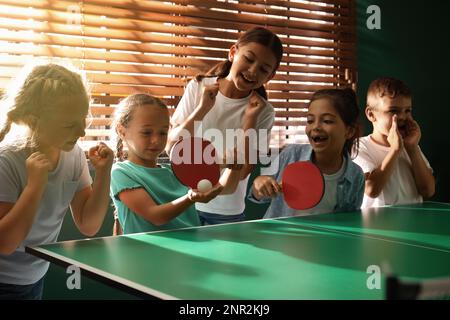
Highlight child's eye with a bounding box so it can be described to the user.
[260,67,270,74]
[244,56,253,63]
[160,131,167,136]
[306,119,314,124]
[324,120,334,124]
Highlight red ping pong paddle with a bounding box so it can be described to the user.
[281,161,324,210]
[170,137,220,191]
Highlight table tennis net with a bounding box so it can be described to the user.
[386,276,450,300]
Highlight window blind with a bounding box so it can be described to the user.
[0,0,356,149]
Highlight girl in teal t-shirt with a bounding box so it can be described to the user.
[111,94,240,234]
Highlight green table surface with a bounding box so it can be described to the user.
[27,202,450,300]
[292,202,450,251]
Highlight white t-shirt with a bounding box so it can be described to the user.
[0,144,92,285]
[300,157,346,216]
[171,77,275,215]
[353,135,432,208]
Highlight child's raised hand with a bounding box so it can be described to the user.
[88,142,114,170]
[244,91,265,120]
[199,82,220,113]
[402,118,421,149]
[387,115,403,151]
[252,176,282,200]
[188,183,224,203]
[25,152,52,189]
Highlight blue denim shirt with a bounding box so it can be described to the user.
[248,144,365,218]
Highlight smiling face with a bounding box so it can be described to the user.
[118,105,170,167]
[36,94,89,152]
[306,98,353,158]
[226,42,277,93]
[367,95,413,145]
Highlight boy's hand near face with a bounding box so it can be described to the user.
[402,118,421,151]
[387,115,403,152]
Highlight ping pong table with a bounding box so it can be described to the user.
[26,202,450,299]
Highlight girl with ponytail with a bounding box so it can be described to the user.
[168,27,283,225]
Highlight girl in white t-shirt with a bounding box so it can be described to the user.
[167,27,283,225]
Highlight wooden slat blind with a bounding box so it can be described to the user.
[0,0,356,149]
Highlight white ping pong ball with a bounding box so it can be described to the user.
[197,179,213,192]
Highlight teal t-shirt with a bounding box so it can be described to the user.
[110,161,200,233]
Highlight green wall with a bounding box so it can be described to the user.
[357,0,450,202]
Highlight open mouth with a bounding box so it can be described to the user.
[240,73,256,84]
[398,124,407,136]
[311,135,328,143]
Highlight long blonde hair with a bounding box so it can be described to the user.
[0,63,89,149]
